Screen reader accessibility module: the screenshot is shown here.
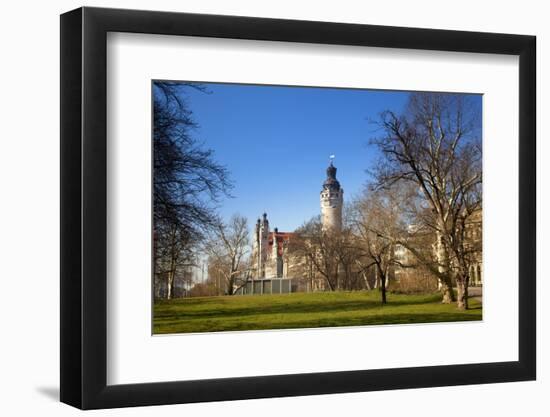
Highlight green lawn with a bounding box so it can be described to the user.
[153,291,482,334]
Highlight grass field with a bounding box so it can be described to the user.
[153,290,482,334]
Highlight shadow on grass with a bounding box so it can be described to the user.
[154,293,444,321]
[156,301,383,320]
[154,311,482,334]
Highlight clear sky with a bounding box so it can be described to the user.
[174,83,430,232]
[179,82,410,232]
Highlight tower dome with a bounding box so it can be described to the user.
[320,159,343,232]
[323,161,341,192]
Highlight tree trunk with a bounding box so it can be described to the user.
[435,231,455,303]
[166,228,177,300]
[166,250,176,300]
[325,275,335,291]
[380,275,387,304]
[166,270,173,300]
[440,279,455,304]
[226,269,235,295]
[456,276,469,310]
[362,270,371,290]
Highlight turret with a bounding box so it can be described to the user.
[272,229,279,259]
[258,213,270,278]
[272,228,283,278]
[320,159,343,232]
[255,218,261,275]
[261,212,269,237]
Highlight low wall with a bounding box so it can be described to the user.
[235,278,294,295]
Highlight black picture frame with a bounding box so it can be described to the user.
[60,6,536,410]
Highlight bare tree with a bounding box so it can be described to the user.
[286,239,320,292]
[203,215,250,295]
[371,92,482,308]
[292,215,370,292]
[153,82,233,299]
[292,217,341,291]
[351,186,412,304]
[154,222,195,299]
[451,184,483,308]
[333,229,364,291]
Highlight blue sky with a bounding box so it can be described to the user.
[177,82,409,232]
[167,82,477,232]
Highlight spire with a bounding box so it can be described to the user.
[323,158,341,192]
[326,161,337,180]
[327,154,336,177]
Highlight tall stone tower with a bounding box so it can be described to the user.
[320,159,344,232]
[255,212,269,277]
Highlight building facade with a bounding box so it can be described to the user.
[250,160,345,288]
[465,209,483,286]
[252,213,294,279]
[394,209,483,288]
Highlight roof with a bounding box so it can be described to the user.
[268,231,294,256]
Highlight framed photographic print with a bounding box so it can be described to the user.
[60,6,536,409]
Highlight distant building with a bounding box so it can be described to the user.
[240,213,295,295]
[250,160,345,288]
[465,209,483,286]
[247,159,482,295]
[252,213,294,279]
[320,160,344,232]
[395,209,483,288]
